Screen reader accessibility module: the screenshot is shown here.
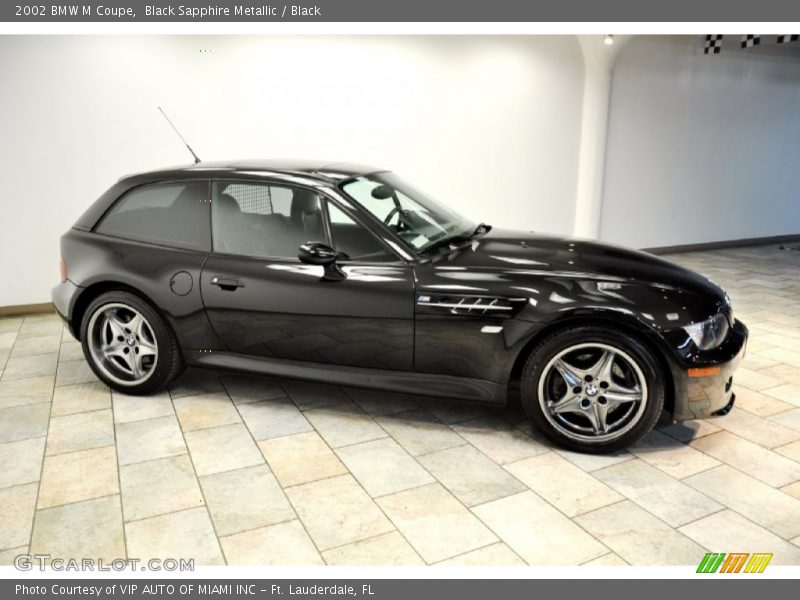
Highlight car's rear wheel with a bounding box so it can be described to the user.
[521,325,664,453]
[81,291,183,395]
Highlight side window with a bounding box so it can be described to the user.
[326,202,395,262]
[212,181,326,258]
[96,181,210,251]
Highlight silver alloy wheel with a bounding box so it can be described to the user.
[537,342,648,443]
[86,302,159,387]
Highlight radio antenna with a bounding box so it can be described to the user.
[158,107,201,164]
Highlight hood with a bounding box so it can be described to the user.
[427,228,726,300]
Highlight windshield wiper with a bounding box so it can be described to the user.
[421,223,492,255]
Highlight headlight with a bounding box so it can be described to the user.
[683,313,730,350]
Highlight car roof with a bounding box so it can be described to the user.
[124,159,385,184]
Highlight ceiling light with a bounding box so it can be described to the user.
[604,34,615,46]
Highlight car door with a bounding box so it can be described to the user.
[200,179,415,371]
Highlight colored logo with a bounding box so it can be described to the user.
[696,552,773,573]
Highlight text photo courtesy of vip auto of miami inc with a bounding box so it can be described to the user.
[0,0,800,593]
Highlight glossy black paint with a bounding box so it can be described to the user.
[54,160,748,419]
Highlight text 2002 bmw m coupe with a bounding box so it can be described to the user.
[53,160,747,452]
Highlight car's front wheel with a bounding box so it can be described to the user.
[81,291,183,395]
[521,324,664,453]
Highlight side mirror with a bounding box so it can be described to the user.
[298,242,337,266]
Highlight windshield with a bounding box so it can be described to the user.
[339,173,475,253]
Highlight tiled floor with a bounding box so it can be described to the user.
[1,244,800,566]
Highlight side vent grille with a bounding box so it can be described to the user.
[416,294,525,317]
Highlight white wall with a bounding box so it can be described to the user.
[600,36,800,248]
[0,35,584,306]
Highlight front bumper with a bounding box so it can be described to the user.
[670,319,748,421]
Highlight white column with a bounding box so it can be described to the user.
[573,35,630,239]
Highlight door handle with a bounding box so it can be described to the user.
[210,276,245,291]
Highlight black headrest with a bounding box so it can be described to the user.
[215,193,241,216]
[291,189,319,216]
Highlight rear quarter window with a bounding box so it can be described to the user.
[96,181,211,251]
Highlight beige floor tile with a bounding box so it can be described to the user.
[0,332,16,350]
[0,375,54,409]
[679,510,800,565]
[775,440,800,462]
[712,408,800,449]
[55,359,96,387]
[38,446,119,509]
[125,507,224,565]
[237,397,313,441]
[0,546,27,565]
[761,364,800,387]
[683,465,800,539]
[221,374,286,405]
[58,341,84,362]
[345,388,420,416]
[757,348,800,369]
[121,455,204,521]
[437,542,525,565]
[769,408,800,433]
[185,423,264,477]
[735,387,795,417]
[378,483,496,564]
[593,459,723,527]
[3,353,58,381]
[30,495,124,560]
[505,452,622,517]
[116,415,187,466]
[451,416,548,464]
[376,409,466,456]
[420,399,489,425]
[582,552,629,566]
[554,448,634,472]
[51,381,111,417]
[0,483,37,549]
[112,391,174,423]
[782,481,800,500]
[10,335,62,358]
[630,429,720,479]
[322,531,423,565]
[282,380,351,410]
[173,392,241,432]
[0,349,9,371]
[735,367,784,392]
[741,353,779,372]
[46,409,114,456]
[17,317,63,339]
[575,500,705,565]
[168,368,223,399]
[658,419,721,444]
[304,402,387,448]
[691,431,800,487]
[220,520,323,565]
[0,437,45,489]
[201,465,294,537]
[259,431,346,488]
[0,403,51,444]
[0,317,22,335]
[286,474,393,551]
[473,490,606,565]
[764,384,800,408]
[334,437,432,498]
[419,445,526,507]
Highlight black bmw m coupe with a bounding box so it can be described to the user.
[53,160,747,452]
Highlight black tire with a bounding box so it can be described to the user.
[520,324,664,454]
[80,290,184,395]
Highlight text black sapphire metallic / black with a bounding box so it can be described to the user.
[52,159,747,453]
